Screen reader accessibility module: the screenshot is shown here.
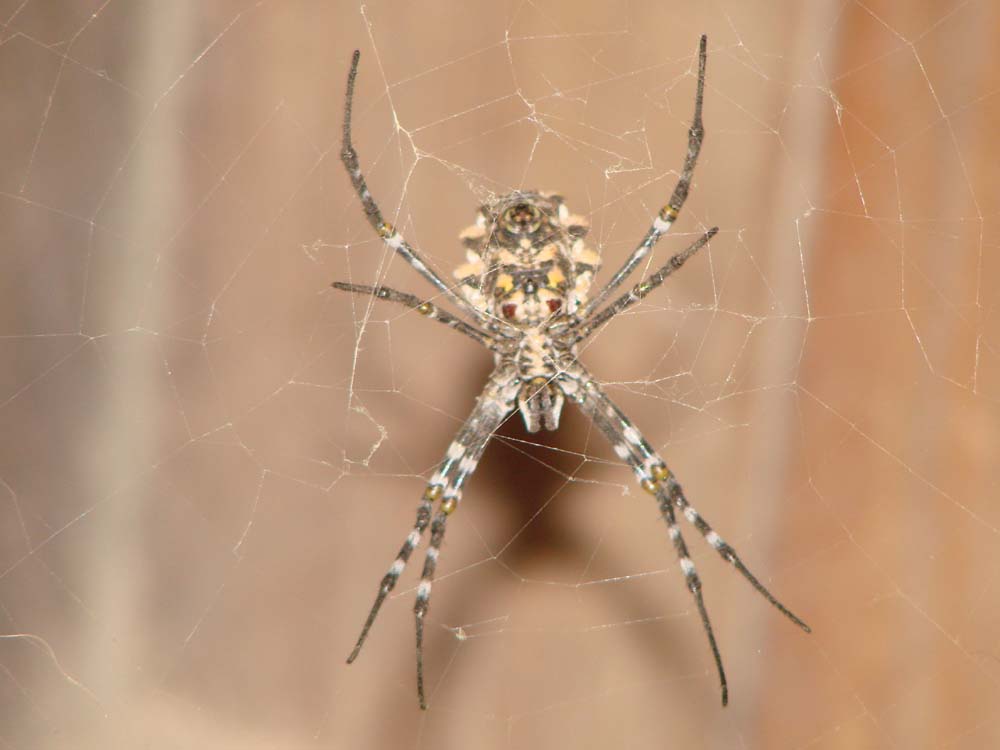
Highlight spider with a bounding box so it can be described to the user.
[334,37,809,709]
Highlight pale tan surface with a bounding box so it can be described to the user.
[2,1,999,748]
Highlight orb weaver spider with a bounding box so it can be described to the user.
[334,36,810,709]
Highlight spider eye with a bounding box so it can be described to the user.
[501,303,518,319]
[546,298,562,313]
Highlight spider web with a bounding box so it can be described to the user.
[2,1,999,748]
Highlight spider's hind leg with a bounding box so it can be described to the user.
[339,50,493,327]
[581,34,709,316]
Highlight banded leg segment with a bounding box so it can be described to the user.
[574,379,728,701]
[331,281,498,349]
[345,368,518,708]
[575,227,717,342]
[341,51,492,328]
[659,494,729,705]
[346,488,437,663]
[668,484,811,632]
[414,509,447,709]
[574,372,809,704]
[412,383,512,708]
[581,35,708,317]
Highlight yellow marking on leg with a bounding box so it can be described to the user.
[651,465,671,483]
[641,464,672,494]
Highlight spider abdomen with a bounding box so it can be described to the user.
[452,192,600,326]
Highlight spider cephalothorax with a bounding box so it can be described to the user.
[334,37,810,711]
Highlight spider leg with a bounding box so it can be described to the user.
[573,372,809,705]
[331,281,499,349]
[341,51,493,328]
[412,378,516,709]
[346,487,435,664]
[345,368,518,709]
[670,483,810,631]
[581,35,708,318]
[574,227,717,341]
[660,496,728,705]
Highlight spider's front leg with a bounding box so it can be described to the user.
[572,371,809,706]
[346,368,519,709]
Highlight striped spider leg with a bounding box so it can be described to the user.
[554,36,807,701]
[580,34,708,319]
[572,370,810,705]
[345,367,519,709]
[331,281,499,350]
[573,226,718,342]
[334,34,809,709]
[340,50,496,330]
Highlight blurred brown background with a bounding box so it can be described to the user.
[2,1,999,748]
